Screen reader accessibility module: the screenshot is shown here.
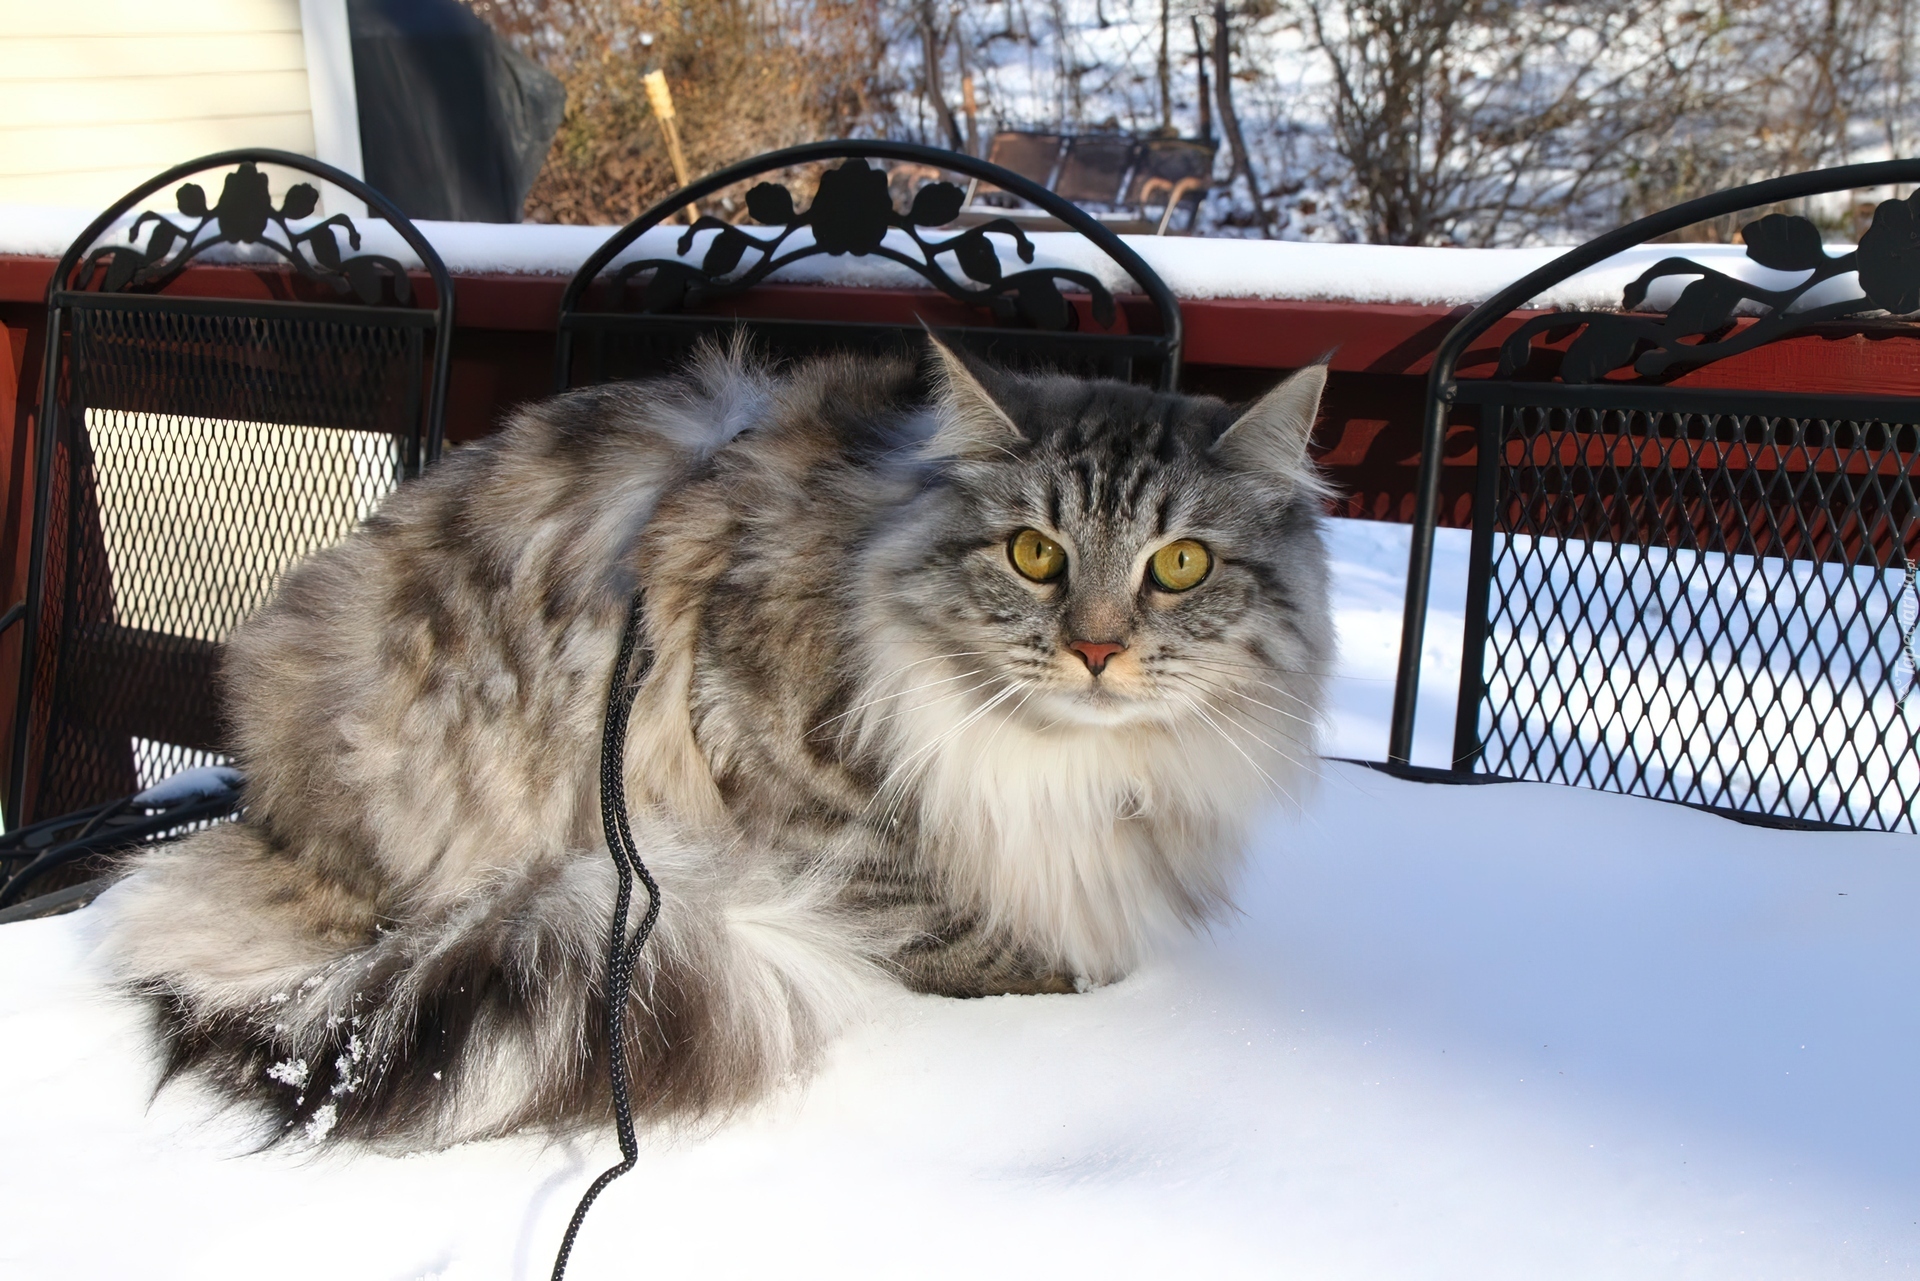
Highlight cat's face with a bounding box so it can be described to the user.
[871,348,1333,733]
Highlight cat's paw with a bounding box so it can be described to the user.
[1020,969,1081,996]
[998,967,1089,996]
[947,968,1081,997]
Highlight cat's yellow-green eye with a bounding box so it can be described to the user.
[1150,539,1212,591]
[1009,528,1067,582]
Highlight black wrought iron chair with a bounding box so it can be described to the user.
[0,149,454,909]
[555,139,1182,394]
[549,138,1185,1272]
[1388,160,1920,831]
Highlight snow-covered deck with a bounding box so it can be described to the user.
[3,517,1914,1278]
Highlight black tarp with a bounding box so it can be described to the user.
[348,0,565,223]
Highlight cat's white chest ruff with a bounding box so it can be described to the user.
[905,700,1269,980]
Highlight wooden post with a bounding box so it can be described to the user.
[643,70,697,223]
[961,73,979,156]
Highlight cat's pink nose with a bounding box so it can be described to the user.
[1068,640,1126,675]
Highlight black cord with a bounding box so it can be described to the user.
[551,590,658,1281]
[71,796,131,843]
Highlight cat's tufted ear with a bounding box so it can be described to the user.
[923,336,1024,460]
[1211,361,1329,489]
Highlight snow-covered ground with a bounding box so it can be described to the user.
[3,517,1918,1279]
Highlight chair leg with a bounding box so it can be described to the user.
[1155,177,1208,236]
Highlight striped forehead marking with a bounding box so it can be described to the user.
[1042,410,1187,525]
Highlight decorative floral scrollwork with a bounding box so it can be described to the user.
[602,158,1117,332]
[70,162,411,305]
[1500,190,1920,383]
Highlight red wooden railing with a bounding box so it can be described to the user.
[3,251,1918,792]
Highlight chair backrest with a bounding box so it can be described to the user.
[981,131,1067,190]
[1388,160,1920,830]
[1124,139,1217,203]
[12,150,453,825]
[1053,135,1138,205]
[554,139,1183,395]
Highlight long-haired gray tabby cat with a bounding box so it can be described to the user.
[105,340,1332,1147]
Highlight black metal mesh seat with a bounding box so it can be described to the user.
[1,150,452,906]
[556,140,1182,395]
[1389,160,1920,830]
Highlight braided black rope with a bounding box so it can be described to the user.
[551,590,658,1281]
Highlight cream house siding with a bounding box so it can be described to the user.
[0,0,322,209]
[0,2,377,800]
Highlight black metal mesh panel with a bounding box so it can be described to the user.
[1468,399,1920,830]
[569,318,1156,391]
[28,304,414,821]
[70,303,425,436]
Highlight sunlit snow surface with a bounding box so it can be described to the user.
[3,517,1918,1279]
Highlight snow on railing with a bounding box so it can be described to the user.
[0,202,1851,314]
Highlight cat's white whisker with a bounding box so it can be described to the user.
[886,679,1028,788]
[1192,690,1318,779]
[1185,701,1297,808]
[1166,669,1320,728]
[974,680,1040,757]
[1172,677,1302,756]
[1188,691,1355,829]
[856,671,1003,737]
[866,679,1029,822]
[854,650,995,690]
[811,665,991,735]
[1176,656,1328,701]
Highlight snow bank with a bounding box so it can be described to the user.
[3,517,1915,1279]
[0,202,1861,313]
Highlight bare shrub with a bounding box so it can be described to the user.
[1299,0,1920,245]
[1620,0,1918,237]
[465,0,901,224]
[465,0,1920,242]
[1299,0,1741,244]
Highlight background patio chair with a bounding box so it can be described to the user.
[956,131,1212,235]
[0,149,454,910]
[1124,138,1218,235]
[962,131,1068,210]
[1388,159,1920,831]
[1051,135,1139,207]
[554,138,1183,394]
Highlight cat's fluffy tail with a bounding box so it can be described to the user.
[103,820,881,1149]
